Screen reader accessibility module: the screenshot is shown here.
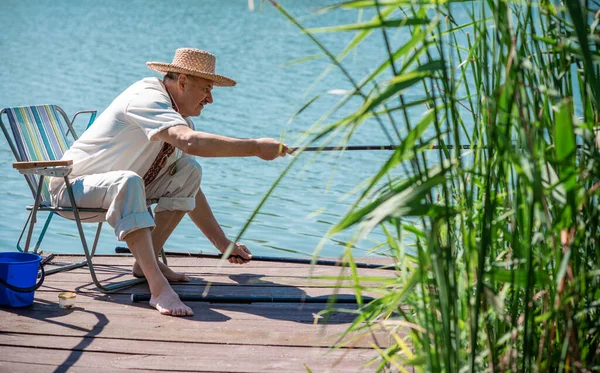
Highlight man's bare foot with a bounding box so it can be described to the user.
[149,289,194,317]
[132,261,189,282]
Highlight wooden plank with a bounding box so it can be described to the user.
[47,255,395,264]
[0,310,386,349]
[0,346,226,373]
[40,270,392,288]
[42,260,394,277]
[36,282,382,299]
[36,267,388,297]
[3,292,362,323]
[0,255,397,372]
[0,334,377,372]
[0,361,227,373]
[45,255,397,269]
[39,257,395,292]
[41,260,393,275]
[0,361,132,373]
[0,294,389,349]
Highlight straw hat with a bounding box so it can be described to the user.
[147,48,236,87]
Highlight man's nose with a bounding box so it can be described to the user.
[205,91,213,104]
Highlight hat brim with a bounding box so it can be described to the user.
[146,62,236,87]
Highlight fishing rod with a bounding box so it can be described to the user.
[131,293,375,304]
[292,144,585,151]
[115,247,395,271]
[293,145,463,151]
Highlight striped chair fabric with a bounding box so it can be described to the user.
[5,105,71,202]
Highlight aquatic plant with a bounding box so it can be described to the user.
[256,0,600,371]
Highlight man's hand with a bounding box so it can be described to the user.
[221,241,253,264]
[256,138,294,160]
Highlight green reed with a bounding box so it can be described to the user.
[242,0,600,371]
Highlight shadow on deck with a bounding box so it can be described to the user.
[0,255,396,372]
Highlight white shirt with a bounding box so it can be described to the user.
[50,77,193,191]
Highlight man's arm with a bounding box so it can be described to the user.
[155,125,291,159]
[189,189,229,251]
[189,189,252,264]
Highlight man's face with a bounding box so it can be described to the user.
[178,75,214,117]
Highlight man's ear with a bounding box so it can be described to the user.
[177,74,188,90]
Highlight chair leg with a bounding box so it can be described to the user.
[20,179,90,275]
[23,177,45,253]
[17,212,55,254]
[45,260,88,275]
[90,221,102,257]
[16,210,33,252]
[33,212,55,254]
[44,216,91,275]
[160,248,168,265]
[63,177,145,293]
[18,210,88,275]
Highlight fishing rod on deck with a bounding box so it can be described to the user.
[115,247,396,271]
[117,246,389,304]
[131,293,376,304]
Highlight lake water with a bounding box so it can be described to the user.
[0,0,431,257]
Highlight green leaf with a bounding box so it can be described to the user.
[403,223,426,238]
[357,109,435,201]
[554,98,578,211]
[534,312,553,324]
[556,247,571,287]
[540,160,566,205]
[308,6,397,93]
[565,1,600,113]
[283,53,326,66]
[430,17,492,38]
[287,94,321,125]
[332,160,456,236]
[358,60,444,116]
[486,267,550,288]
[317,0,474,12]
[307,17,430,33]
[540,0,557,16]
[554,99,576,163]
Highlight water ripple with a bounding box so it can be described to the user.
[0,0,405,257]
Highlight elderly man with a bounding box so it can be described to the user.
[49,48,291,316]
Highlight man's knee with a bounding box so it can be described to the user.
[146,158,201,212]
[176,158,202,190]
[114,171,147,205]
[181,158,202,183]
[119,171,145,190]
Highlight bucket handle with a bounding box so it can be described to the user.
[0,262,45,293]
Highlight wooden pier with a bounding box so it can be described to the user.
[0,255,395,372]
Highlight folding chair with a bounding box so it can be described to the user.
[0,105,147,293]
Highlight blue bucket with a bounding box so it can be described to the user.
[0,252,45,307]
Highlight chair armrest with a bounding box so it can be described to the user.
[14,161,73,177]
[71,110,97,130]
[13,160,73,169]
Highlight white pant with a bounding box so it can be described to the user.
[50,157,202,241]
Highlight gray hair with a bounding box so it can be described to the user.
[163,72,180,81]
